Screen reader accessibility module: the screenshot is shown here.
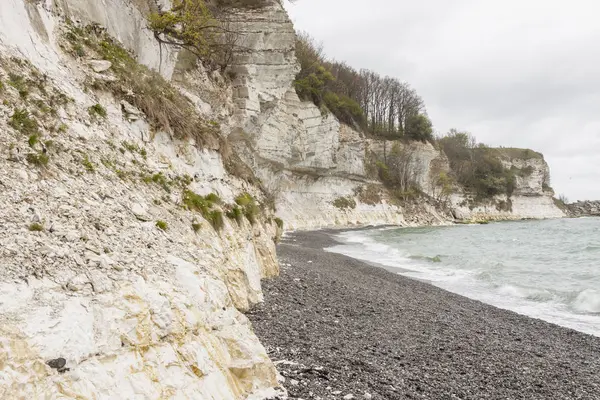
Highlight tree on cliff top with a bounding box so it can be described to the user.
[438,129,524,201]
[293,32,429,139]
[148,0,246,71]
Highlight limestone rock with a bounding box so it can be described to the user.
[120,100,144,121]
[131,202,151,221]
[88,59,112,72]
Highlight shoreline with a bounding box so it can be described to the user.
[248,230,600,399]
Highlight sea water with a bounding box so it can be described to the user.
[325,218,600,337]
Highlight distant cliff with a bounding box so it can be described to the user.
[223,1,564,228]
[567,201,600,217]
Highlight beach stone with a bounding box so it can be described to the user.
[46,358,66,369]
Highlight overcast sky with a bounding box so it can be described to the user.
[285,0,600,201]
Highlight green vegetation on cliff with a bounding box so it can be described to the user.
[438,130,543,202]
[294,33,433,142]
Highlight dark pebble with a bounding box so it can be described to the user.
[46,357,66,369]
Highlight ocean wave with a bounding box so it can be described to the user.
[583,245,600,252]
[497,284,555,302]
[331,224,600,336]
[572,289,600,314]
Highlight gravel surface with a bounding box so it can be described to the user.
[247,230,600,400]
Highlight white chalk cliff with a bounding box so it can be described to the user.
[0,0,564,399]
[221,2,563,228]
[0,1,280,399]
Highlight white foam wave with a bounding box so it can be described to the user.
[327,229,600,337]
[573,289,600,314]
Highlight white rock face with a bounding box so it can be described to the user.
[0,1,280,399]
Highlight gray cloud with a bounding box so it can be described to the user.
[285,0,600,200]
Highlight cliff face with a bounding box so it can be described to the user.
[0,1,281,399]
[567,201,600,217]
[0,0,564,399]
[450,152,564,221]
[224,1,563,227]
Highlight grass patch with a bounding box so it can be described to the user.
[207,210,224,231]
[332,197,357,209]
[226,206,244,225]
[235,193,261,224]
[8,73,29,98]
[63,25,219,149]
[57,123,68,133]
[183,190,224,231]
[142,172,171,191]
[28,134,40,148]
[204,192,222,204]
[9,108,39,136]
[28,223,44,232]
[274,217,284,229]
[121,141,141,153]
[81,154,95,172]
[155,220,168,231]
[26,152,49,167]
[88,103,107,119]
[192,222,202,233]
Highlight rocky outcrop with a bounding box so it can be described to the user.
[449,151,565,221]
[567,201,600,217]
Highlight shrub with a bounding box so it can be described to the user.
[63,25,220,149]
[405,114,433,142]
[356,184,382,205]
[323,91,366,126]
[553,196,568,212]
[155,220,168,231]
[183,190,224,231]
[147,0,239,71]
[274,217,284,229]
[28,223,44,232]
[438,130,531,201]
